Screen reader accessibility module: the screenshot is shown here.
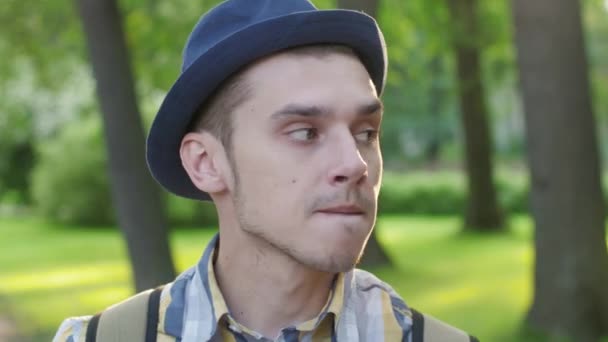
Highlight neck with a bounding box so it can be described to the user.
[214,227,335,338]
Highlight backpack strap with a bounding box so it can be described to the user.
[145,287,163,342]
[411,308,479,342]
[85,286,164,342]
[86,313,101,342]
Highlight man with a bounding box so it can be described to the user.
[55,0,478,341]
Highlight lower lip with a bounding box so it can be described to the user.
[314,212,367,226]
[316,211,365,217]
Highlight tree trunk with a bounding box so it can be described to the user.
[359,225,391,268]
[337,0,390,267]
[511,0,608,340]
[447,0,504,231]
[76,0,176,292]
[425,56,444,167]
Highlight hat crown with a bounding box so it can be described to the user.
[183,0,318,71]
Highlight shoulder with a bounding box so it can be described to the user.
[349,269,479,341]
[52,281,179,342]
[350,268,408,314]
[53,267,196,342]
[53,315,93,342]
[346,268,413,339]
[410,309,479,342]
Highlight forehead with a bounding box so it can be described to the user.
[235,51,379,119]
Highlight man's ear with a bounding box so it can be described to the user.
[180,131,228,194]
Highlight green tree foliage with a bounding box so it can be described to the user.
[0,106,34,204]
[378,0,517,165]
[0,0,523,173]
[379,171,529,216]
[167,195,218,227]
[29,112,217,227]
[31,116,114,225]
[3,0,608,223]
[379,0,457,164]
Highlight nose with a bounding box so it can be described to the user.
[328,133,368,187]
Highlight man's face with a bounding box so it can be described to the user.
[227,51,383,273]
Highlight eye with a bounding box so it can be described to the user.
[288,128,319,142]
[354,129,379,143]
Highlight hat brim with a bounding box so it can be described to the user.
[147,9,387,200]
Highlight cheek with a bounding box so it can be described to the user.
[363,149,382,179]
[235,151,303,206]
[236,139,312,188]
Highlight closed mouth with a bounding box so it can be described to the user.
[316,205,365,215]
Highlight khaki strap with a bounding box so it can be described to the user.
[96,289,154,341]
[411,308,476,342]
[423,313,471,342]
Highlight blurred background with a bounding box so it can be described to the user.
[1,0,608,341]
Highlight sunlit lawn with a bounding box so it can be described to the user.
[0,214,553,341]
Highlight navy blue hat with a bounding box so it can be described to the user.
[146,0,387,200]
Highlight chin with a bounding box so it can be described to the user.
[304,241,367,273]
[326,226,372,252]
[304,255,359,273]
[314,216,372,236]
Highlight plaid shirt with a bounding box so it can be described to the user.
[54,235,413,342]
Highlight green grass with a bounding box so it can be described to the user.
[374,215,534,341]
[0,218,216,340]
[0,214,592,341]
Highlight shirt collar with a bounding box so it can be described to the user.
[295,272,345,332]
[200,234,346,336]
[205,239,230,322]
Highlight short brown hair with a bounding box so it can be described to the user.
[188,70,251,154]
[189,44,357,153]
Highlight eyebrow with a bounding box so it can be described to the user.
[270,99,383,120]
